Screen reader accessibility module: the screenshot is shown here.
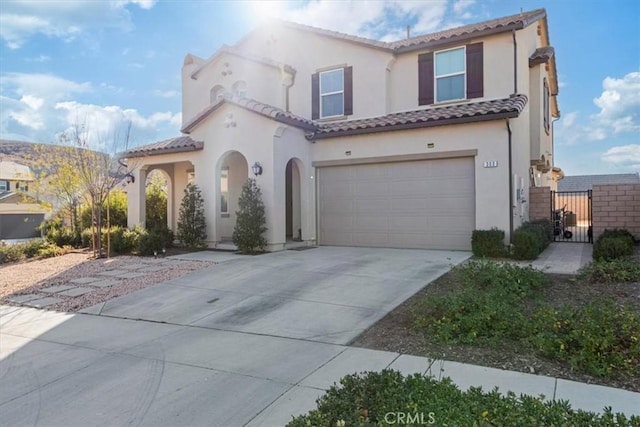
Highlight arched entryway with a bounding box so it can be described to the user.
[216,150,249,242]
[285,158,302,242]
[144,169,172,230]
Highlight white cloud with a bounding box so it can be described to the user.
[0,72,180,148]
[602,145,640,169]
[592,71,640,135]
[0,0,157,49]
[452,0,475,17]
[561,111,577,129]
[26,54,51,63]
[153,89,179,98]
[245,0,455,42]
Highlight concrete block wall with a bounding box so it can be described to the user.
[592,184,640,241]
[529,186,552,221]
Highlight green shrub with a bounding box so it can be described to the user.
[288,370,638,426]
[177,183,207,248]
[593,229,635,261]
[21,239,47,258]
[46,226,80,247]
[579,258,640,283]
[511,228,541,260]
[531,299,640,378]
[0,243,26,264]
[529,219,554,243]
[37,243,71,258]
[232,178,267,254]
[80,190,128,229]
[455,260,547,298]
[136,227,174,256]
[81,228,94,248]
[103,226,142,254]
[471,228,505,258]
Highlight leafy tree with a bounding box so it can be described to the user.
[80,189,128,229]
[177,183,206,248]
[145,170,168,231]
[232,178,267,254]
[61,121,138,257]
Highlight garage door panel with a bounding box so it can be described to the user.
[319,157,475,250]
[355,181,389,196]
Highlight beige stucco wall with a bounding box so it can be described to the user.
[389,32,515,113]
[182,53,284,129]
[238,25,392,120]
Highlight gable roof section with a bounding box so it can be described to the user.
[190,45,296,80]
[312,95,528,139]
[391,9,546,52]
[181,95,316,134]
[124,136,203,158]
[558,174,640,192]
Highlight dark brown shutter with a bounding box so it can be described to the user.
[418,52,434,105]
[466,42,484,99]
[343,66,353,116]
[311,72,319,120]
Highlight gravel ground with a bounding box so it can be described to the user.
[0,251,216,312]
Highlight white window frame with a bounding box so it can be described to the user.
[319,68,344,118]
[434,46,466,103]
[233,81,247,98]
[220,167,229,215]
[210,86,225,104]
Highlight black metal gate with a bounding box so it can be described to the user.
[551,190,592,243]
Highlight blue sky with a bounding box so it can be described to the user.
[0,0,638,175]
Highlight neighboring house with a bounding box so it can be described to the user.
[556,173,640,224]
[125,8,561,251]
[0,160,49,240]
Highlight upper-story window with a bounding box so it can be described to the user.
[311,66,353,120]
[210,85,225,104]
[233,81,247,98]
[435,47,465,102]
[320,69,344,118]
[543,78,550,134]
[16,181,28,192]
[419,43,483,106]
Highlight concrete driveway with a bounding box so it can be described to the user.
[0,247,469,426]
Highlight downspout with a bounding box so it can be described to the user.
[512,29,518,94]
[283,68,295,112]
[506,119,514,244]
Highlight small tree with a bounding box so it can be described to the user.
[232,178,267,254]
[145,171,168,231]
[177,183,206,248]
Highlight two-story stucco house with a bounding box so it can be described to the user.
[125,8,562,251]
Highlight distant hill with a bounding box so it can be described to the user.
[0,140,45,167]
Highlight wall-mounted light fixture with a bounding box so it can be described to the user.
[252,162,263,176]
[125,173,135,184]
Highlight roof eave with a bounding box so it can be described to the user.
[125,145,203,158]
[312,110,521,140]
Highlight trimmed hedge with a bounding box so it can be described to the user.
[471,228,505,258]
[511,220,553,260]
[593,229,635,261]
[288,370,638,426]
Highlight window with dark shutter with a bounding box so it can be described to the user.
[418,52,434,105]
[313,66,353,119]
[543,78,550,134]
[466,42,484,99]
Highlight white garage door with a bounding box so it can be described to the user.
[318,157,475,250]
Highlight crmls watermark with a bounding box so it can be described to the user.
[384,412,436,425]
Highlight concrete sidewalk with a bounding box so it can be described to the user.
[1,306,638,426]
[515,242,593,274]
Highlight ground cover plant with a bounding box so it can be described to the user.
[288,370,639,426]
[353,260,640,392]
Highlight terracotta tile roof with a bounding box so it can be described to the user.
[125,136,203,158]
[191,45,296,80]
[274,9,546,54]
[391,9,547,51]
[529,46,555,67]
[558,173,640,192]
[312,95,528,139]
[181,95,317,134]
